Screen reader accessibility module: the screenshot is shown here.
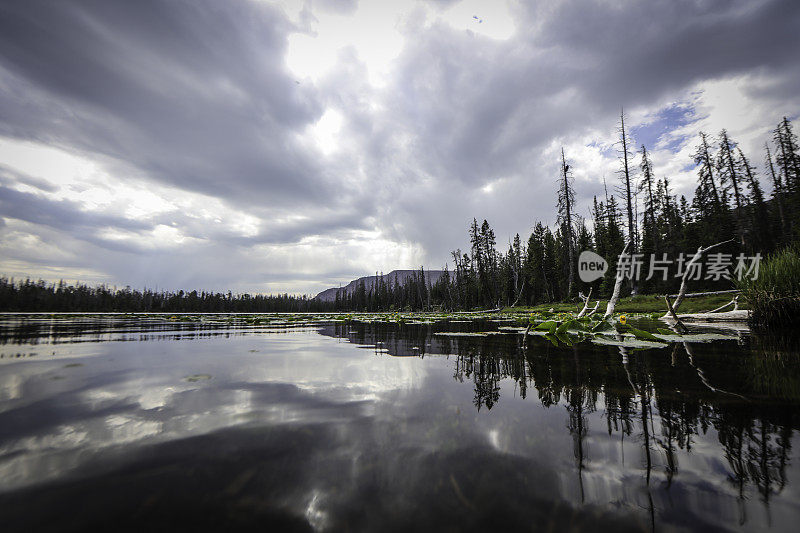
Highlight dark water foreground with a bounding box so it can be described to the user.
[1,314,799,532]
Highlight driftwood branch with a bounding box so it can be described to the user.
[576,287,594,318]
[667,310,748,322]
[663,295,687,334]
[603,241,630,319]
[666,291,747,325]
[668,289,739,298]
[707,295,739,313]
[669,239,734,314]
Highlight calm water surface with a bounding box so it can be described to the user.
[1,314,799,532]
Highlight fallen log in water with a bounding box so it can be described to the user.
[668,289,739,298]
[670,309,749,322]
[658,239,752,327]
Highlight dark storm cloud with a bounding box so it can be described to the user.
[0,0,332,208]
[0,176,368,252]
[0,185,151,235]
[152,206,372,246]
[385,0,800,188]
[0,165,58,193]
[527,0,800,108]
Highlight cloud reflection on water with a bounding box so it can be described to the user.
[0,316,799,531]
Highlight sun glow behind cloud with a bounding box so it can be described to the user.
[284,1,406,86]
[282,0,515,86]
[308,108,344,154]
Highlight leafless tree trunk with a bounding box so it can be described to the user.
[667,239,733,314]
[603,241,630,319]
[618,110,637,295]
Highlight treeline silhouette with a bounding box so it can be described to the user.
[0,278,335,313]
[3,116,799,312]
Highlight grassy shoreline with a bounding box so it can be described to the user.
[738,245,800,330]
[502,293,745,315]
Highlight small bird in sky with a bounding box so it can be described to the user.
[472,15,483,23]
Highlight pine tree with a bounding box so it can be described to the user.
[774,117,800,195]
[575,218,594,295]
[543,227,561,302]
[618,110,636,247]
[616,110,638,294]
[638,146,662,292]
[595,195,626,297]
[716,129,746,244]
[717,130,745,211]
[694,132,722,209]
[639,146,658,231]
[773,117,800,237]
[524,223,549,304]
[510,233,523,305]
[479,219,498,306]
[693,132,734,247]
[737,146,771,252]
[765,144,788,243]
[557,148,576,298]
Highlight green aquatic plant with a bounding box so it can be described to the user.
[628,327,663,342]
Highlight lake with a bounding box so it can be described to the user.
[1,313,799,532]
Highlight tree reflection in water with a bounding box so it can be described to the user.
[331,320,800,526]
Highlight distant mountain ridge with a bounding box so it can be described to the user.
[314,269,445,302]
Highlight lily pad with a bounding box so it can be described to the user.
[555,331,575,346]
[556,320,574,334]
[543,333,560,347]
[534,320,558,334]
[629,328,665,342]
[591,320,616,333]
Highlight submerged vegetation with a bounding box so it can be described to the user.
[0,309,742,352]
[739,244,800,330]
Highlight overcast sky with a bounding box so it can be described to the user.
[1,0,798,295]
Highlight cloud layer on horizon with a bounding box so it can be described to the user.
[1,0,798,294]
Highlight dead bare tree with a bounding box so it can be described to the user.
[558,148,576,298]
[617,110,637,295]
[576,287,598,318]
[666,239,734,315]
[603,241,630,319]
